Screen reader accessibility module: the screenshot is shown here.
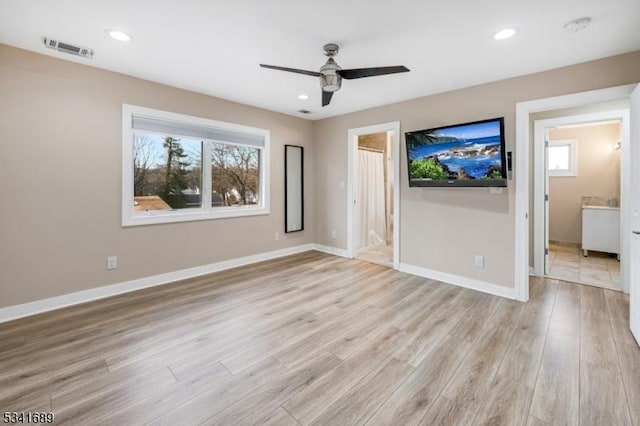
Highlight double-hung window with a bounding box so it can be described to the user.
[122,105,270,226]
[547,139,578,177]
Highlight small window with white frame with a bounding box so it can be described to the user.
[547,139,577,177]
[122,105,270,226]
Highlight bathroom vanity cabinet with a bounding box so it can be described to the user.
[582,205,620,257]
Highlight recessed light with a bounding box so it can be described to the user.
[564,17,591,33]
[493,28,517,40]
[298,94,309,100]
[106,30,132,42]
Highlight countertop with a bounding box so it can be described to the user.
[581,196,619,211]
[582,205,620,211]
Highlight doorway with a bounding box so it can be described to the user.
[347,122,400,269]
[355,132,393,267]
[537,117,623,291]
[515,83,636,302]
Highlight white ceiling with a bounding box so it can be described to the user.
[1,0,638,120]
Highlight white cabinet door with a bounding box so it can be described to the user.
[582,208,620,255]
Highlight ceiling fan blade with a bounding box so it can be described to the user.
[259,64,322,77]
[322,90,333,107]
[337,66,410,80]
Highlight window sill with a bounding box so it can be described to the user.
[122,206,270,227]
[548,172,577,177]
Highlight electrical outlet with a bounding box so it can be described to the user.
[107,256,118,270]
[489,187,504,194]
[474,255,484,268]
[274,232,280,241]
[331,230,337,239]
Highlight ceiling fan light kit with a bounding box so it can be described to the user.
[260,43,409,107]
[319,58,342,93]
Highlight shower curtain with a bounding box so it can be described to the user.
[357,149,386,250]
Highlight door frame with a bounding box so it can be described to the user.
[629,84,639,344]
[514,84,636,301]
[347,121,401,269]
[533,111,629,289]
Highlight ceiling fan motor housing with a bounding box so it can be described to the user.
[320,57,342,92]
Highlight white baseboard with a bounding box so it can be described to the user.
[0,244,316,324]
[0,244,520,324]
[312,244,351,258]
[398,262,518,300]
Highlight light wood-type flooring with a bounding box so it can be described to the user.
[1,251,638,425]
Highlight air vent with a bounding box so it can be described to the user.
[297,109,312,114]
[42,37,94,59]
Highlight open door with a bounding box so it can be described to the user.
[544,128,551,275]
[630,83,640,345]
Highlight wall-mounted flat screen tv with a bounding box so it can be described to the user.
[405,117,507,187]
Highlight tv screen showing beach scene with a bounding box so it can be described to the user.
[405,117,507,187]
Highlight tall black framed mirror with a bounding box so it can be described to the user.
[285,145,304,233]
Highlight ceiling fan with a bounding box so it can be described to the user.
[260,43,410,107]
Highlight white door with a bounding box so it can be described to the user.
[630,84,640,345]
[544,128,551,275]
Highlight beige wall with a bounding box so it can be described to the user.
[357,132,387,151]
[314,51,640,289]
[0,44,315,307]
[548,123,621,244]
[1,42,639,308]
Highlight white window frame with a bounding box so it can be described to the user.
[548,139,578,177]
[122,104,270,227]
